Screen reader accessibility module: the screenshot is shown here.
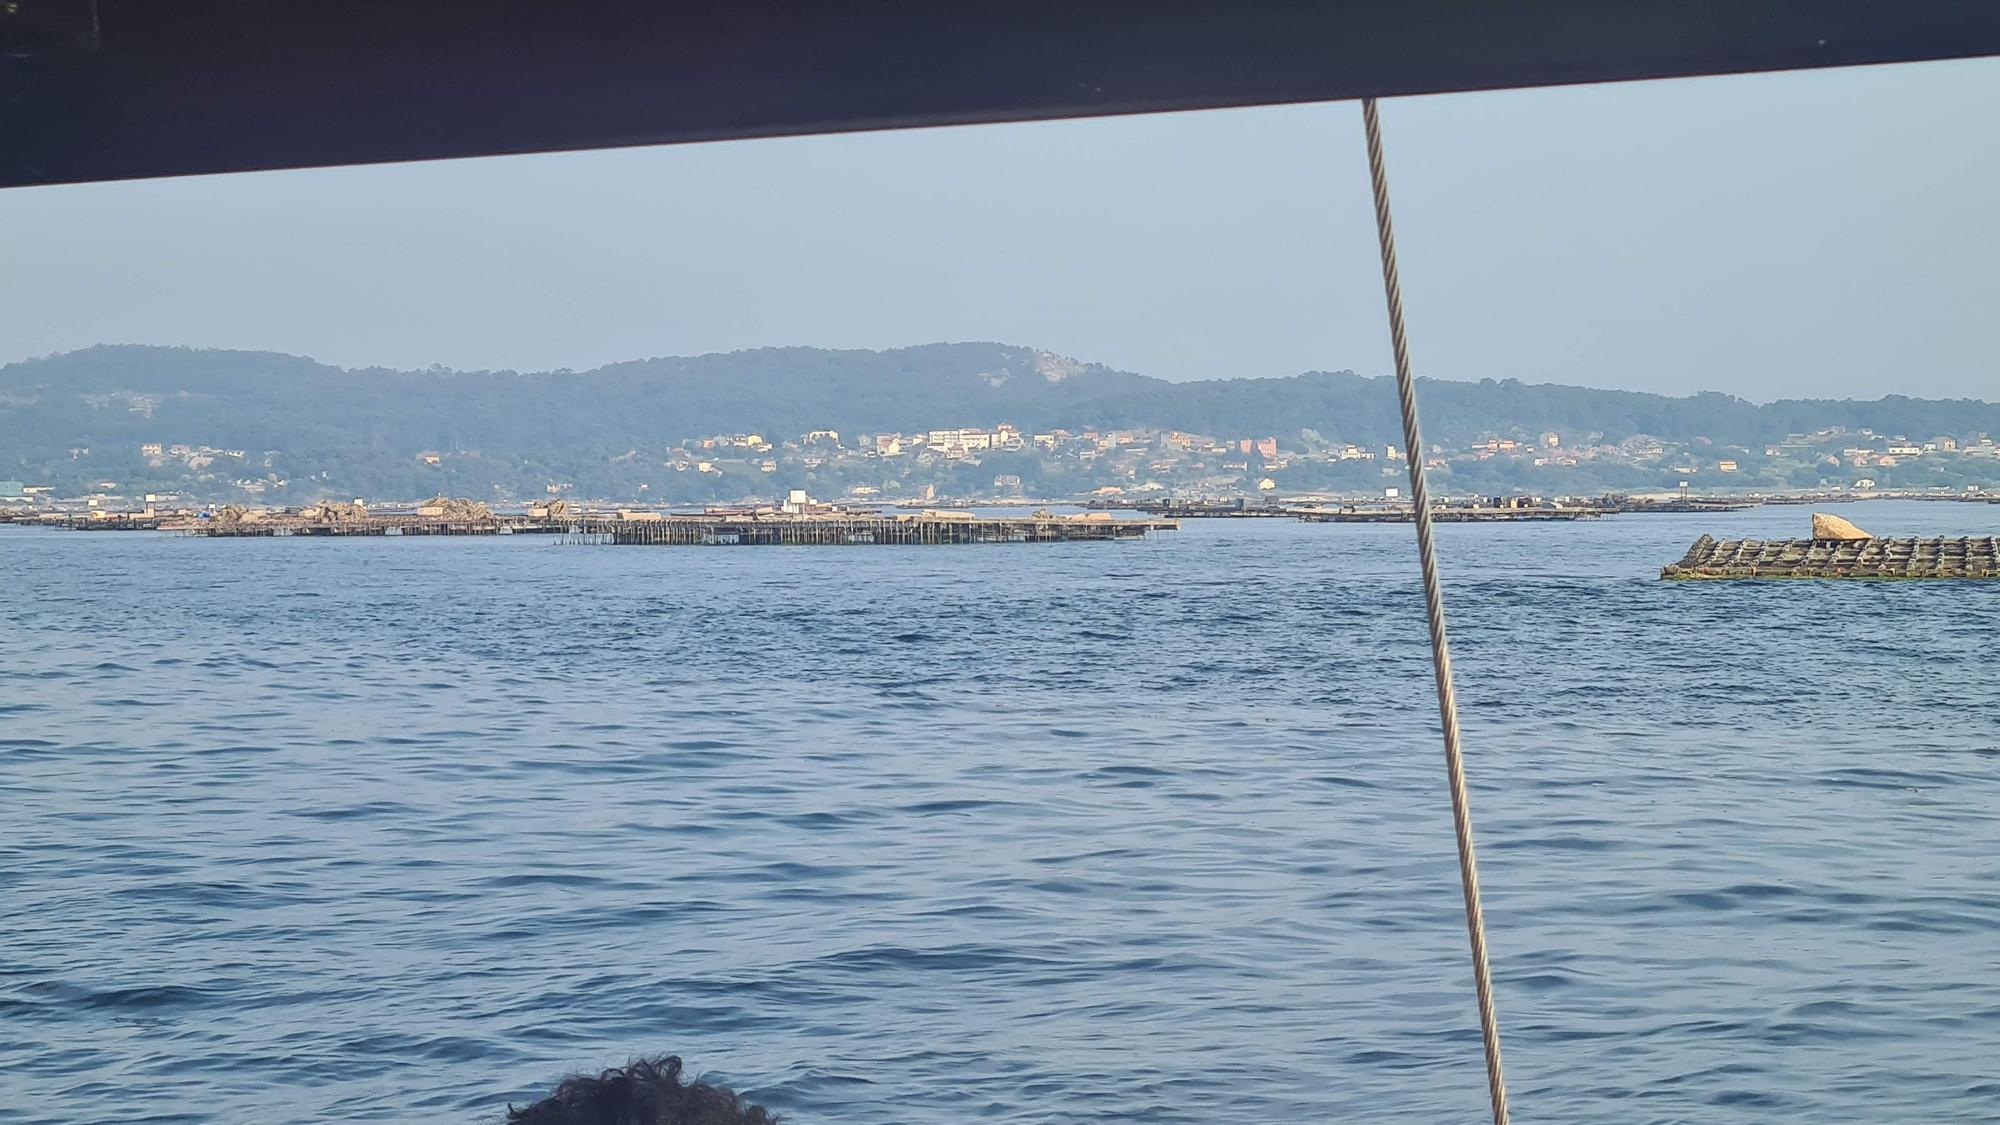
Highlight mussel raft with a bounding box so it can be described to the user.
[1663,533,2000,580]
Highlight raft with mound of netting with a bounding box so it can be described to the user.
[1663,513,2000,580]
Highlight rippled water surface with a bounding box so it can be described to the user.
[5,501,1999,1123]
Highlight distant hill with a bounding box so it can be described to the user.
[3,342,1997,500]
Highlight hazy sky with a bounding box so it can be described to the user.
[3,57,1995,401]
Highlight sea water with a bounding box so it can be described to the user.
[3,501,1997,1122]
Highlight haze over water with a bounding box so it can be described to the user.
[4,501,1998,1122]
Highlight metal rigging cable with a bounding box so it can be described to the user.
[1358,96,1512,1125]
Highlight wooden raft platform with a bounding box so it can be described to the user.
[182,519,538,537]
[1662,534,2000,580]
[1089,499,1293,518]
[1298,506,1608,523]
[578,513,1176,546]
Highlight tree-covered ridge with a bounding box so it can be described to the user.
[3,342,1997,502]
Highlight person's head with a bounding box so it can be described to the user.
[507,1055,777,1125]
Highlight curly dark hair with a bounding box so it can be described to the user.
[506,1055,779,1125]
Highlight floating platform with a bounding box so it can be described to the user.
[64,515,177,531]
[1104,500,1293,518]
[1607,498,1758,514]
[1663,534,2000,580]
[575,512,1176,546]
[1297,506,1608,523]
[178,517,551,537]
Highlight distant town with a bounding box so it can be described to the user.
[9,343,2000,511]
[5,421,1999,512]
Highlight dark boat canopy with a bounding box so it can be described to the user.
[5,0,2000,188]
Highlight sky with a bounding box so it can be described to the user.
[2,56,1996,402]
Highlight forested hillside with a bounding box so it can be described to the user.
[4,343,1995,501]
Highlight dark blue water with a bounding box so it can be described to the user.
[4,501,1998,1123]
